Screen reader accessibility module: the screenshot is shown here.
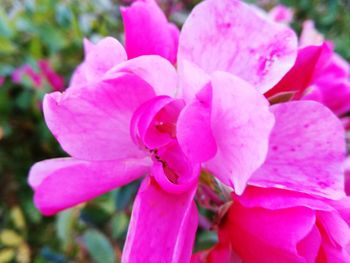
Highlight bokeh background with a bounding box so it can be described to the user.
[0,0,349,262]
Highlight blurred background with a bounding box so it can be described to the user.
[0,0,349,262]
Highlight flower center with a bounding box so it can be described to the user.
[130,95,199,193]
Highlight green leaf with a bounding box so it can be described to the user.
[83,229,116,263]
[0,37,17,54]
[56,209,76,250]
[111,213,129,239]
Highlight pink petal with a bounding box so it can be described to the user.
[297,225,322,262]
[299,20,324,47]
[44,73,155,161]
[317,211,350,262]
[345,158,350,195]
[224,201,318,263]
[178,0,297,93]
[152,141,200,194]
[70,37,127,86]
[83,38,94,54]
[177,59,211,102]
[308,81,350,116]
[177,85,217,162]
[235,186,334,212]
[121,0,179,64]
[204,72,275,194]
[29,157,151,215]
[317,211,350,248]
[131,95,184,150]
[265,44,329,99]
[122,177,198,262]
[251,101,346,199]
[106,55,178,97]
[191,243,242,263]
[306,51,350,116]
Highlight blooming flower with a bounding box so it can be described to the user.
[28,0,346,261]
[193,187,350,263]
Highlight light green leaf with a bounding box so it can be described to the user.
[83,229,116,263]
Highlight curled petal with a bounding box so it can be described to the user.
[251,101,346,200]
[122,177,198,262]
[178,0,297,93]
[152,142,200,194]
[130,96,184,149]
[29,157,151,215]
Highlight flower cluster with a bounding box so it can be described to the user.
[28,0,350,262]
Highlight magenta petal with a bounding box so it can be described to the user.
[306,52,350,116]
[83,38,94,54]
[251,101,346,199]
[235,187,334,212]
[121,0,179,64]
[152,141,200,194]
[70,37,127,86]
[106,55,178,97]
[122,177,198,262]
[44,73,155,161]
[205,72,275,194]
[225,202,318,263]
[130,95,175,148]
[178,0,297,93]
[177,85,217,162]
[178,60,211,102]
[266,44,330,99]
[29,157,151,215]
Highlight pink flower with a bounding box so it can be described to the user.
[11,60,64,91]
[194,187,350,263]
[28,39,274,262]
[12,64,42,87]
[29,0,346,261]
[38,60,65,91]
[0,76,5,86]
[177,0,345,198]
